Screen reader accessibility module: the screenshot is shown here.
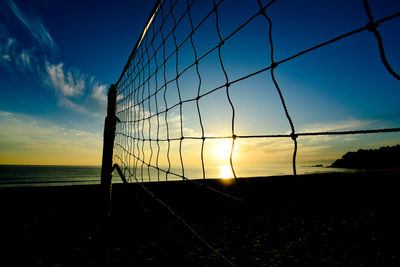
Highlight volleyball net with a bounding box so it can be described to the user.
[110,0,400,183]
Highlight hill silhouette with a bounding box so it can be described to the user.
[330,144,400,169]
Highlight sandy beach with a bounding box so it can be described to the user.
[0,170,399,266]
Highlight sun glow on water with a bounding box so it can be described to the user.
[212,139,238,179]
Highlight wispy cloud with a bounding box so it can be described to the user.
[295,119,377,144]
[0,36,14,57]
[0,111,102,165]
[0,27,38,72]
[299,119,376,133]
[230,119,380,166]
[43,61,108,115]
[1,22,107,115]
[58,98,89,114]
[1,0,108,115]
[90,81,107,104]
[18,49,32,70]
[44,62,85,97]
[0,36,14,68]
[9,0,54,48]
[0,111,13,118]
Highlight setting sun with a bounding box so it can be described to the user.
[219,165,233,179]
[212,139,237,162]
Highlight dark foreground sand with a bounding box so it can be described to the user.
[0,170,399,266]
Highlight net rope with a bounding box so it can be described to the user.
[114,0,400,183]
[111,0,399,264]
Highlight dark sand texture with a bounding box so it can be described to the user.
[0,170,399,266]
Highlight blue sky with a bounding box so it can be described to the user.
[0,0,155,164]
[0,0,399,168]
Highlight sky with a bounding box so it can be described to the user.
[0,0,399,172]
[0,0,155,165]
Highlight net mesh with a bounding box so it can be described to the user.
[113,0,400,183]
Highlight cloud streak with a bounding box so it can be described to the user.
[299,119,376,133]
[9,0,55,48]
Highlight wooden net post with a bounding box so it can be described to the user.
[101,84,118,214]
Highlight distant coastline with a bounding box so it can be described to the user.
[329,145,400,169]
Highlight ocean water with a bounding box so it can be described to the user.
[0,165,101,187]
[0,164,353,187]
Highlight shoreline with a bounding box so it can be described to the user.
[0,164,358,188]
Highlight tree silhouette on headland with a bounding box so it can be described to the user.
[330,144,400,169]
